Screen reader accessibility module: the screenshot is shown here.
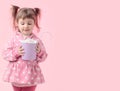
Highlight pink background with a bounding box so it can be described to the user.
[0,0,120,91]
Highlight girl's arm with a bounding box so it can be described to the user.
[2,37,20,62]
[36,39,48,63]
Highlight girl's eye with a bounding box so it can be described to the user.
[21,23,24,25]
[28,23,32,25]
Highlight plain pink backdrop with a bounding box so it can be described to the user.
[0,0,120,91]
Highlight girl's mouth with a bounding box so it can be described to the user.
[24,29,29,31]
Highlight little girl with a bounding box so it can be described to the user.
[2,5,47,91]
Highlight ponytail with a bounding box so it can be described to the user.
[11,5,20,29]
[34,8,40,16]
[34,8,41,31]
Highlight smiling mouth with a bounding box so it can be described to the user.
[24,30,29,31]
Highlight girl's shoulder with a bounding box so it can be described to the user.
[7,31,18,41]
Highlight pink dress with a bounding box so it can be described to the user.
[2,31,48,87]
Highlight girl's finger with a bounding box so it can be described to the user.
[19,47,24,51]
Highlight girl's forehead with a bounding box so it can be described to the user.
[18,18,34,22]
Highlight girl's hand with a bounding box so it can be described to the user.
[36,43,41,54]
[18,46,24,56]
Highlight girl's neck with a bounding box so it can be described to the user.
[22,33,32,39]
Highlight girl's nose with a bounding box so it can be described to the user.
[24,24,28,28]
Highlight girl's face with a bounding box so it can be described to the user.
[17,18,35,36]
